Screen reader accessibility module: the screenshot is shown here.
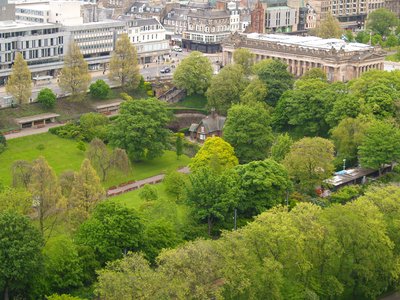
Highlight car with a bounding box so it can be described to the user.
[172,46,182,52]
[160,67,171,74]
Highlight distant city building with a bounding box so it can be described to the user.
[247,0,265,33]
[222,32,385,82]
[385,0,400,18]
[0,0,15,21]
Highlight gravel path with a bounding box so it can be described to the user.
[107,166,190,197]
[4,123,63,140]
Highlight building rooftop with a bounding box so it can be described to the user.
[0,20,59,30]
[15,113,60,124]
[245,32,374,52]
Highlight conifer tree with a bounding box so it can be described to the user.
[6,52,32,105]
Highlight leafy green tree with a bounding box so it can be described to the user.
[240,78,268,105]
[43,236,83,294]
[79,112,109,142]
[253,59,294,106]
[316,12,342,38]
[76,201,143,265]
[109,34,140,90]
[59,42,91,101]
[385,34,398,47]
[367,8,398,36]
[355,31,371,43]
[344,29,354,42]
[371,33,383,46]
[270,133,293,162]
[358,121,400,174]
[173,51,213,95]
[187,168,239,235]
[109,98,171,161]
[283,137,335,193]
[273,78,336,136]
[37,88,56,108]
[235,159,291,217]
[190,136,238,172]
[233,48,254,75]
[139,184,158,201]
[46,294,83,300]
[331,117,370,167]
[0,212,43,300]
[68,159,105,222]
[223,103,273,163]
[89,79,110,99]
[206,64,247,114]
[164,170,187,202]
[175,133,183,159]
[325,93,361,127]
[86,138,130,181]
[6,52,32,105]
[0,187,32,215]
[11,160,32,189]
[301,68,327,81]
[29,156,63,236]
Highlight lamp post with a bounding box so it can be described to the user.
[343,158,346,171]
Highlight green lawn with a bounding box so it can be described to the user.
[385,53,400,62]
[171,94,207,109]
[0,133,190,188]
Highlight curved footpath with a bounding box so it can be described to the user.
[107,166,190,197]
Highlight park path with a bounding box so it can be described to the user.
[107,166,190,197]
[4,123,63,140]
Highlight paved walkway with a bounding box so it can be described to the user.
[107,166,190,197]
[4,123,63,140]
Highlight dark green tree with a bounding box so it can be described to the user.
[164,170,187,202]
[79,112,109,142]
[253,59,294,107]
[37,88,56,108]
[235,159,291,217]
[108,98,171,161]
[270,133,293,162]
[175,133,183,159]
[138,184,158,201]
[89,79,110,99]
[76,201,143,265]
[0,212,43,300]
[223,103,273,163]
[367,8,398,36]
[233,48,254,76]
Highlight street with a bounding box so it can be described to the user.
[0,49,222,100]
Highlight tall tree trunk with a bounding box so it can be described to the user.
[39,198,44,236]
[207,216,212,237]
[4,285,9,300]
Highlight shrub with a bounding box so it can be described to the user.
[37,88,56,108]
[146,90,154,97]
[77,141,86,152]
[139,184,158,201]
[79,112,109,142]
[89,80,110,99]
[36,144,45,151]
[143,82,152,91]
[120,92,133,101]
[49,122,82,140]
[329,185,362,204]
[0,133,6,147]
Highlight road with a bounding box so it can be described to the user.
[0,50,221,100]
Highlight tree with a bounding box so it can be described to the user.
[79,112,109,142]
[270,133,293,162]
[283,137,335,193]
[0,187,32,215]
[11,160,32,189]
[325,93,361,128]
[68,159,105,222]
[175,133,183,159]
[108,34,140,90]
[108,98,171,161]
[385,34,398,47]
[223,103,274,163]
[358,121,400,174]
[59,42,91,101]
[47,294,83,300]
[190,136,238,172]
[0,212,43,300]
[330,117,370,167]
[173,51,213,95]
[59,170,75,198]
[164,170,187,202]
[234,159,292,217]
[187,168,239,235]
[5,52,32,105]
[43,236,83,294]
[367,8,398,36]
[76,201,143,265]
[233,48,254,75]
[301,68,327,81]
[29,157,63,236]
[139,184,158,201]
[253,59,294,106]
[86,138,130,181]
[0,133,6,148]
[316,13,342,38]
[37,88,56,108]
[206,64,248,114]
[89,79,110,99]
[240,78,268,105]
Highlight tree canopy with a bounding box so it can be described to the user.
[367,8,398,36]
[233,48,254,75]
[315,12,342,38]
[173,51,213,95]
[37,88,56,108]
[6,52,32,105]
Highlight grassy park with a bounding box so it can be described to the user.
[0,133,190,188]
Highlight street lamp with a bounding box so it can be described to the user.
[343,158,346,171]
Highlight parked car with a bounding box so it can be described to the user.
[173,46,182,52]
[160,67,171,74]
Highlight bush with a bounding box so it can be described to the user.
[49,122,82,140]
[120,92,133,101]
[0,133,6,147]
[77,141,86,152]
[36,144,45,151]
[329,185,362,204]
[89,80,110,99]
[79,112,109,142]
[146,90,154,97]
[143,82,152,91]
[139,184,158,201]
[37,88,56,108]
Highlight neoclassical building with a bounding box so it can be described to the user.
[222,32,385,82]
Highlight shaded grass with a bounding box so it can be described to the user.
[0,133,190,188]
[170,94,207,109]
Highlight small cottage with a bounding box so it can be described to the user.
[189,109,226,142]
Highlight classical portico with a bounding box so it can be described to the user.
[222,32,386,82]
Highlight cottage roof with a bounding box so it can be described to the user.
[189,113,226,134]
[189,123,199,132]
